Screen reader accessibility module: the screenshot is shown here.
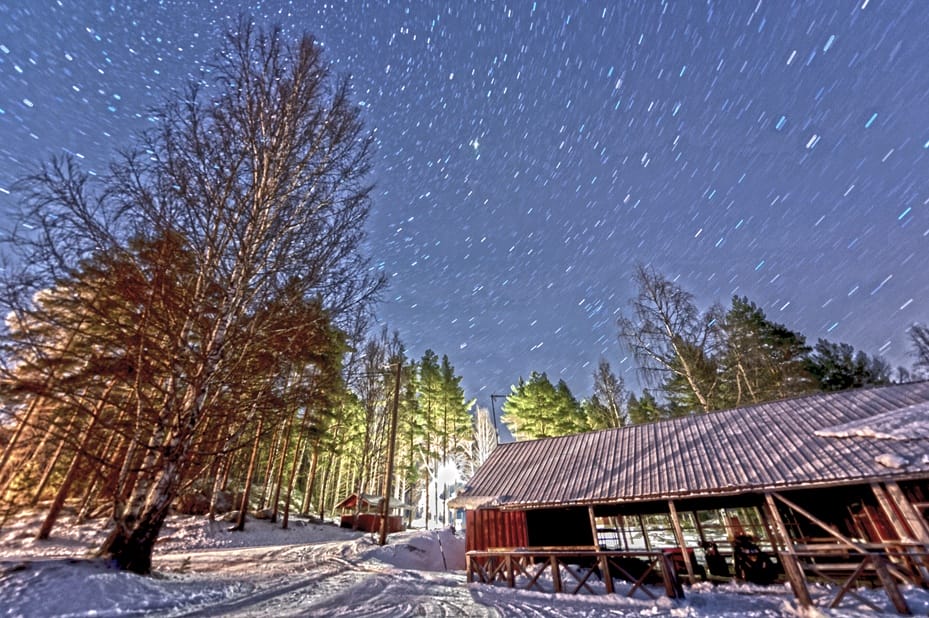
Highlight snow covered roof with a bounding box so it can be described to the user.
[451,381,929,510]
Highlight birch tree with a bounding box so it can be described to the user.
[0,21,382,573]
[617,264,724,414]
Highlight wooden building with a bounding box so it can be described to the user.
[450,382,929,614]
[335,493,406,533]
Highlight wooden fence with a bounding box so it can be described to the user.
[465,548,684,600]
[794,542,929,614]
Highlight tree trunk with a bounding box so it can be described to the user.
[316,446,334,520]
[30,413,79,506]
[231,415,264,531]
[77,414,126,523]
[301,436,321,515]
[282,426,308,529]
[0,397,44,490]
[107,456,183,574]
[37,383,113,539]
[208,455,228,521]
[269,411,294,523]
[258,424,281,511]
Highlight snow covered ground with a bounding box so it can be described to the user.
[2,511,928,616]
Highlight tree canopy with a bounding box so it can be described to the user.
[0,21,382,574]
[501,372,586,440]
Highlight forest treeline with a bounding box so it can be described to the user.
[0,22,491,574]
[1,22,926,575]
[501,264,929,441]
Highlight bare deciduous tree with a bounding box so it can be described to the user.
[617,264,724,413]
[909,323,929,378]
[1,21,382,573]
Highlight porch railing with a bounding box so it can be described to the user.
[793,542,929,613]
[465,547,684,599]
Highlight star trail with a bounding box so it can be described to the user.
[2,1,928,401]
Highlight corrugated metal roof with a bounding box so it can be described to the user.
[451,382,929,509]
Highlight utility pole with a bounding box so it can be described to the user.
[379,360,403,546]
[490,394,505,445]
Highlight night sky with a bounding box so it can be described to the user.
[2,1,928,404]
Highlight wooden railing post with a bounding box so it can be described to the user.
[873,555,911,615]
[658,553,684,599]
[550,554,562,592]
[763,493,813,609]
[598,552,614,594]
[668,500,697,584]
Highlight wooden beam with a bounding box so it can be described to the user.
[873,556,911,615]
[692,510,708,549]
[877,482,929,586]
[871,483,914,541]
[638,514,652,551]
[884,481,929,546]
[667,500,697,584]
[763,493,813,609]
[771,492,870,554]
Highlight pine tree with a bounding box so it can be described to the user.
[627,390,667,425]
[806,339,891,391]
[720,296,814,406]
[502,372,587,440]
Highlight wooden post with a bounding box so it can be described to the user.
[589,505,615,592]
[872,483,914,541]
[618,514,629,550]
[885,481,929,545]
[588,506,600,548]
[600,552,615,594]
[550,554,562,593]
[692,510,708,548]
[668,501,697,584]
[763,493,813,609]
[638,514,652,551]
[756,503,781,562]
[658,552,684,599]
[873,555,911,615]
[378,361,403,546]
[876,482,929,585]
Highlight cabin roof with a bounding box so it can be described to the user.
[450,381,929,510]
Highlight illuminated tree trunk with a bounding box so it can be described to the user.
[231,415,264,532]
[37,382,115,539]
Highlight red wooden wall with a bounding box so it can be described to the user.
[465,509,529,552]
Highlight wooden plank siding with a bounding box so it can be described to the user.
[465,509,528,552]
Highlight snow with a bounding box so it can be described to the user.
[2,512,928,616]
[874,453,909,469]
[815,402,929,441]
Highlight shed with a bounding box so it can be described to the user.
[335,493,407,533]
[450,382,929,613]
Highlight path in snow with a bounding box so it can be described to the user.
[155,539,494,617]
